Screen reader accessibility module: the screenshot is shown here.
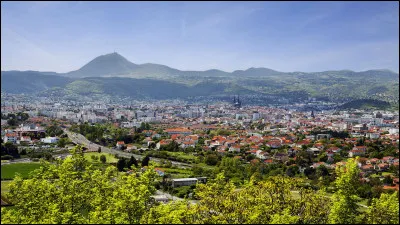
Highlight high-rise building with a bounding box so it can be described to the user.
[233,95,241,109]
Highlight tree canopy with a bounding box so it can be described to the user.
[1,149,399,224]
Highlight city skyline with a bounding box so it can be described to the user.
[1,1,399,73]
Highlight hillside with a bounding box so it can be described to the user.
[66,53,139,78]
[1,71,73,94]
[1,52,398,106]
[338,99,392,110]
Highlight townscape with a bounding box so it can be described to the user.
[1,1,399,224]
[2,94,399,201]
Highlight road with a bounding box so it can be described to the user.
[64,129,192,168]
[155,190,198,204]
[1,153,72,165]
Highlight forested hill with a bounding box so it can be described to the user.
[1,53,399,106]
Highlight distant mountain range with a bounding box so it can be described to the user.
[1,52,399,108]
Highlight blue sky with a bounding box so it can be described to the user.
[1,1,399,73]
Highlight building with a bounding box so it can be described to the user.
[40,137,59,144]
[151,195,169,203]
[165,127,192,136]
[116,141,125,149]
[233,95,242,109]
[4,133,18,143]
[171,177,207,188]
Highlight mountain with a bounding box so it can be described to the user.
[1,52,398,107]
[1,71,73,94]
[66,52,139,78]
[62,52,284,78]
[232,67,284,77]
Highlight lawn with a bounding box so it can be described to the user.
[84,152,118,163]
[1,163,42,180]
[1,180,12,193]
[155,166,193,179]
[382,172,394,177]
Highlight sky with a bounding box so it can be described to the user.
[1,1,399,73]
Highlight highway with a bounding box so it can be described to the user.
[63,129,192,168]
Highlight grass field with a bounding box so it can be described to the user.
[83,152,118,163]
[1,180,12,193]
[1,163,42,180]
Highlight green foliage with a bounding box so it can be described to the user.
[204,154,219,166]
[328,157,363,224]
[339,99,391,110]
[99,155,106,164]
[1,142,20,159]
[365,192,399,224]
[1,145,158,224]
[45,125,64,137]
[116,158,126,172]
[142,155,150,167]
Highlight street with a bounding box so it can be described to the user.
[63,129,192,168]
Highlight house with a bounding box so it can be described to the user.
[287,148,300,156]
[348,149,365,157]
[314,143,324,150]
[181,140,195,149]
[247,150,258,155]
[266,141,282,149]
[156,139,172,150]
[307,147,321,156]
[375,163,389,171]
[142,130,154,137]
[165,127,192,136]
[353,146,367,152]
[224,139,237,148]
[382,156,395,164]
[367,158,380,165]
[229,144,241,153]
[311,162,326,169]
[40,137,59,144]
[361,164,374,172]
[326,150,334,157]
[154,168,165,176]
[4,133,18,143]
[147,141,155,147]
[295,140,311,148]
[116,141,125,149]
[256,150,268,160]
[264,159,274,164]
[273,153,289,162]
[327,147,341,153]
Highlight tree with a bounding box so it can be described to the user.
[57,138,67,148]
[286,165,299,177]
[205,154,219,166]
[142,155,150,167]
[1,145,158,224]
[316,165,329,177]
[383,175,393,185]
[7,118,17,126]
[46,125,64,137]
[365,192,399,224]
[1,142,20,159]
[328,157,363,224]
[100,155,106,164]
[127,156,138,168]
[116,158,126,171]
